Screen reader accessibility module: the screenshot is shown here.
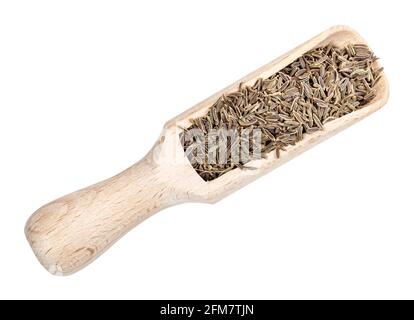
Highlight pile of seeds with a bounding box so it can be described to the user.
[181,43,383,181]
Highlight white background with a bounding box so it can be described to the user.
[0,0,413,300]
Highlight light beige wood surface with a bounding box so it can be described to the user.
[25,25,389,276]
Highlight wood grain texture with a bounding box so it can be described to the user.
[25,25,389,275]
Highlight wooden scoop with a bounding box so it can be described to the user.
[25,25,389,276]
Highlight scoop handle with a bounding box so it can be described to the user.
[25,153,181,276]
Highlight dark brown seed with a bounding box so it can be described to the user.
[181,43,383,181]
